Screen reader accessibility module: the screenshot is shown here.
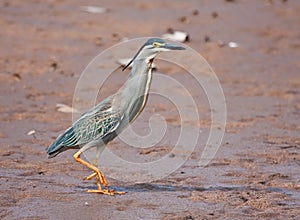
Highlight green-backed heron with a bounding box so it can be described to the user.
[47,38,185,195]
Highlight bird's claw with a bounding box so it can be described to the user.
[84,172,97,180]
[84,171,107,186]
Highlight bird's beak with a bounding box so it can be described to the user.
[162,43,186,50]
[122,42,185,71]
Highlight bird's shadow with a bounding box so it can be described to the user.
[79,183,290,194]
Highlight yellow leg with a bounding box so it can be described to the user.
[73,150,125,195]
[84,172,97,180]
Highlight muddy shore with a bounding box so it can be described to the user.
[0,0,299,219]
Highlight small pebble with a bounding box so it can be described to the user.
[211,12,218,18]
[13,73,21,81]
[50,61,58,70]
[204,35,210,42]
[95,36,102,46]
[217,40,225,47]
[179,16,190,24]
[112,33,121,41]
[192,10,199,16]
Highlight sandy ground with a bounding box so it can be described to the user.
[0,0,299,219]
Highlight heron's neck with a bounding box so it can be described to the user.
[129,57,153,78]
[127,58,153,94]
[119,58,153,121]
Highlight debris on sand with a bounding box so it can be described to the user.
[56,103,78,113]
[80,6,107,14]
[27,130,36,136]
[228,41,239,48]
[162,29,189,42]
[217,40,240,48]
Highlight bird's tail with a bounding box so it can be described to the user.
[46,127,78,158]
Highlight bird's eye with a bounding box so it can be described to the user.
[152,42,160,47]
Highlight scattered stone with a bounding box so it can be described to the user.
[217,40,225,47]
[204,35,211,42]
[179,16,190,24]
[192,10,199,16]
[13,73,21,81]
[212,12,218,18]
[95,36,102,46]
[112,33,121,41]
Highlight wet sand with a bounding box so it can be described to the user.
[0,0,299,219]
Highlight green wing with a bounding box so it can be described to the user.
[66,106,122,146]
[48,97,123,156]
[65,98,123,146]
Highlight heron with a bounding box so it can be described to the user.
[46,38,185,195]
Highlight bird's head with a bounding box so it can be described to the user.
[123,38,185,71]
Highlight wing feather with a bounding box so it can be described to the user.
[47,97,123,157]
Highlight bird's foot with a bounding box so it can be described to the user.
[87,188,126,195]
[84,171,125,195]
